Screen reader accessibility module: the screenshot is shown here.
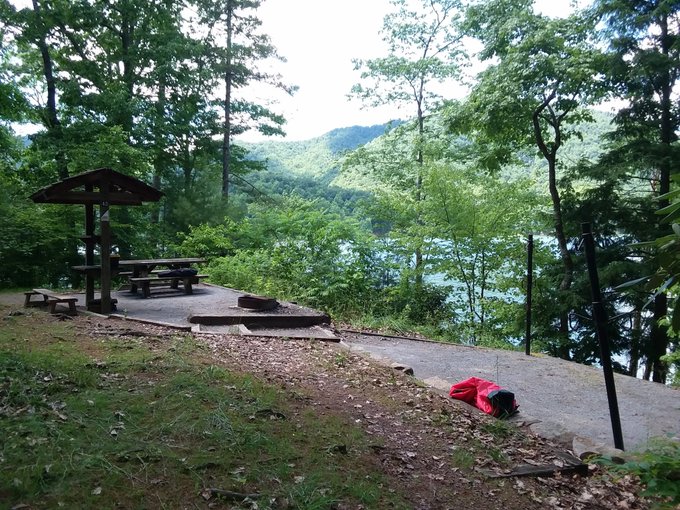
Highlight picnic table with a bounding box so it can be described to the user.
[119,257,207,297]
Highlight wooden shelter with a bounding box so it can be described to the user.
[30,167,163,314]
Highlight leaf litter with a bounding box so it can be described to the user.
[4,310,649,509]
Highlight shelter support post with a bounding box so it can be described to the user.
[85,196,95,308]
[100,178,112,314]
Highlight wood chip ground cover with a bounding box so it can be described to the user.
[0,306,648,509]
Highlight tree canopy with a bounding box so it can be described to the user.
[1,0,679,384]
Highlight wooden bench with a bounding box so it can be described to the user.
[129,275,208,298]
[24,288,78,315]
[116,269,164,278]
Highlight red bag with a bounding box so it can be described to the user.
[449,377,518,417]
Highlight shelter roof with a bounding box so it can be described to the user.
[30,167,163,205]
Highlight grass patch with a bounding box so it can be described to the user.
[0,310,407,509]
[449,446,475,470]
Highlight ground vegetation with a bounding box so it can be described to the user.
[0,301,652,509]
[0,0,678,381]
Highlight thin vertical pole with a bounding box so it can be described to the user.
[582,222,625,451]
[100,174,111,315]
[525,234,533,356]
[84,189,95,308]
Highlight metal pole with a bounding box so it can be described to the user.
[582,222,625,450]
[525,234,533,356]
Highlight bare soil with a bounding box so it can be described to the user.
[0,310,646,510]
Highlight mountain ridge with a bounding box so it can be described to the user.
[239,122,398,179]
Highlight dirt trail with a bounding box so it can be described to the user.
[341,331,680,453]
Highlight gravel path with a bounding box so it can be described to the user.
[341,331,680,452]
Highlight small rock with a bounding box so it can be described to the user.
[573,436,625,462]
[391,363,414,375]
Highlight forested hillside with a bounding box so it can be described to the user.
[1,0,679,391]
[243,123,396,178]
[239,123,396,210]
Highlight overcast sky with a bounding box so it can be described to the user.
[238,0,581,142]
[9,0,581,141]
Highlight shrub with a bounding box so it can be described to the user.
[601,437,680,509]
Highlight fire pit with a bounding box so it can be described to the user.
[237,294,279,311]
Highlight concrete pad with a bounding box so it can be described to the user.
[193,323,340,341]
[92,283,330,332]
[343,331,680,452]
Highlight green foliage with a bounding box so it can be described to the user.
[384,280,454,327]
[588,0,680,382]
[643,174,680,334]
[601,438,680,508]
[0,134,82,286]
[175,221,239,258]
[423,162,544,344]
[351,0,464,113]
[660,350,680,386]
[180,197,388,316]
[243,124,391,179]
[0,200,79,287]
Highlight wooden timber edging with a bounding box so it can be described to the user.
[481,452,588,479]
[339,328,478,347]
[108,314,194,332]
[188,313,330,328]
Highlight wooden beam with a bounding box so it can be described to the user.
[84,189,95,308]
[100,176,112,315]
[36,191,144,205]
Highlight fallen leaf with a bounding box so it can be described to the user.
[92,487,102,495]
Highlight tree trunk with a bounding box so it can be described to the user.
[549,154,574,358]
[647,12,672,384]
[628,307,642,377]
[414,101,425,289]
[151,77,167,224]
[32,0,67,179]
[533,95,574,359]
[649,294,668,383]
[222,0,234,201]
[119,4,135,137]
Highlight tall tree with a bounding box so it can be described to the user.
[592,0,680,382]
[351,0,464,288]
[447,0,607,358]
[423,164,542,344]
[195,0,295,201]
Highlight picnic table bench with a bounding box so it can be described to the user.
[129,274,209,298]
[120,257,206,296]
[24,288,79,315]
